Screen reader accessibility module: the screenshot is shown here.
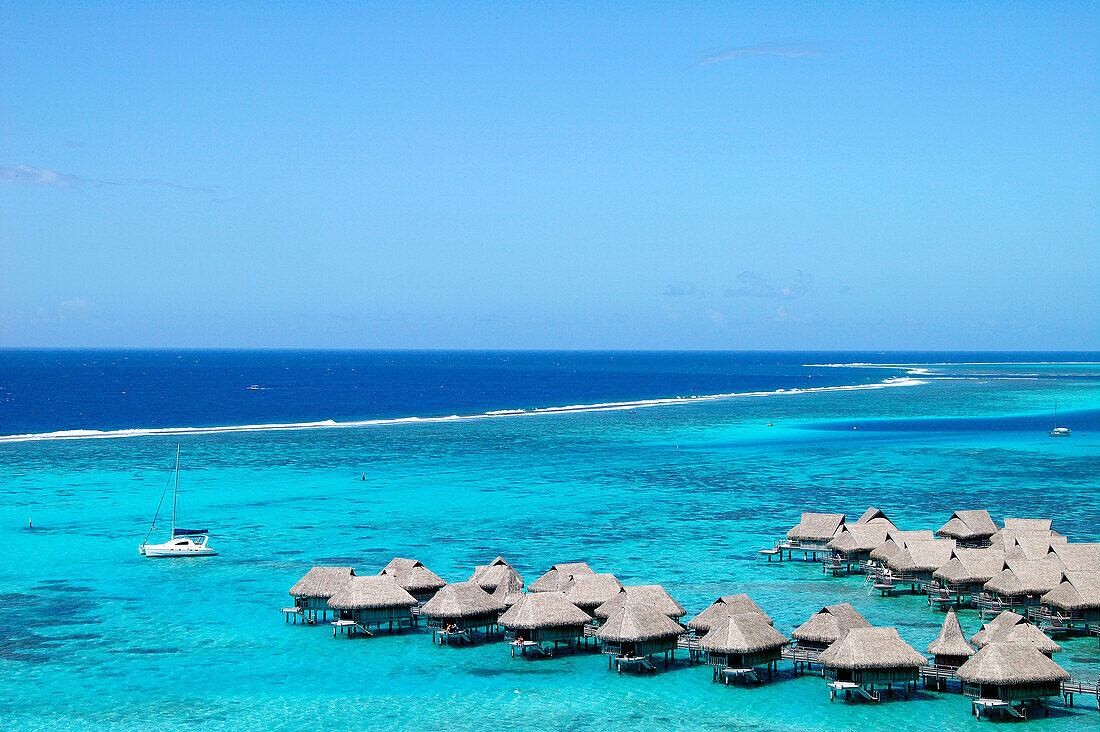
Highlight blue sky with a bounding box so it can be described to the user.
[1,1,1097,349]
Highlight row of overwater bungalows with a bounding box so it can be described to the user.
[282,552,1085,719]
[774,507,1100,632]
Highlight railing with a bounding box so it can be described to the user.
[781,646,823,664]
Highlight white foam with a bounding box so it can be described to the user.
[0,377,926,444]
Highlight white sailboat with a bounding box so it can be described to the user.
[1048,403,1070,437]
[139,445,217,557]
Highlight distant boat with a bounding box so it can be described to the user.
[247,384,261,390]
[1049,403,1070,437]
[139,445,217,558]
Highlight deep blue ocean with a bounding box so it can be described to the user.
[1,351,1098,731]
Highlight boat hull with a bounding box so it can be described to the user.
[140,537,217,558]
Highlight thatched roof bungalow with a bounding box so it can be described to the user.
[700,612,789,677]
[594,585,686,621]
[421,581,507,632]
[791,603,873,651]
[969,610,1026,646]
[528,562,594,593]
[818,627,926,698]
[786,512,845,546]
[936,510,997,546]
[562,573,623,612]
[688,594,773,634]
[327,575,418,630]
[289,566,356,616]
[926,609,975,669]
[955,642,1070,709]
[932,547,1006,595]
[1005,535,1070,562]
[499,592,591,645]
[379,558,446,601]
[828,523,892,563]
[983,558,1064,608]
[597,603,684,661]
[491,572,526,608]
[470,556,524,593]
[869,530,935,565]
[994,623,1061,656]
[1041,570,1100,623]
[886,538,956,580]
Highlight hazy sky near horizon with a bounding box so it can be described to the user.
[1,2,1097,349]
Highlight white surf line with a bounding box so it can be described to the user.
[0,376,926,444]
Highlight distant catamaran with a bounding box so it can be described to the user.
[1048,402,1070,437]
[139,445,217,557]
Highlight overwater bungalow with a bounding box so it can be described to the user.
[1006,535,1070,562]
[594,584,686,621]
[955,642,1070,719]
[868,530,936,570]
[469,556,524,593]
[420,581,507,643]
[883,539,956,594]
[926,609,976,672]
[826,523,892,574]
[1040,570,1100,631]
[981,558,1064,615]
[781,512,845,559]
[378,557,446,602]
[818,627,926,702]
[562,573,623,613]
[326,575,418,636]
[929,548,1006,607]
[991,623,1062,657]
[700,612,789,684]
[688,594,773,635]
[791,603,873,653]
[528,562,594,593]
[288,566,355,623]
[499,592,591,656]
[990,526,1064,551]
[597,603,684,672]
[970,610,1026,647]
[936,510,998,547]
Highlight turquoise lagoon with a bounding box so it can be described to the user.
[2,364,1099,730]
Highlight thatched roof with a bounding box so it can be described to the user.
[791,603,873,645]
[1049,543,1100,571]
[869,530,935,562]
[469,556,524,592]
[490,572,526,607]
[594,584,686,620]
[699,612,789,655]
[326,575,418,610]
[828,523,891,554]
[990,527,1063,550]
[421,581,506,619]
[818,627,926,670]
[688,594,773,633]
[562,573,623,608]
[528,562,594,593]
[984,558,1064,597]
[1006,535,1069,561]
[993,624,1061,655]
[855,507,892,525]
[933,548,1006,584]
[289,566,355,599]
[1042,570,1100,611]
[379,557,446,594]
[936,510,998,541]
[887,539,956,573]
[499,592,590,630]
[969,611,1026,646]
[927,609,975,658]
[955,642,1070,685]
[786,512,845,543]
[1004,518,1053,532]
[596,603,684,643]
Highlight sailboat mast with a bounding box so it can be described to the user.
[171,444,180,537]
